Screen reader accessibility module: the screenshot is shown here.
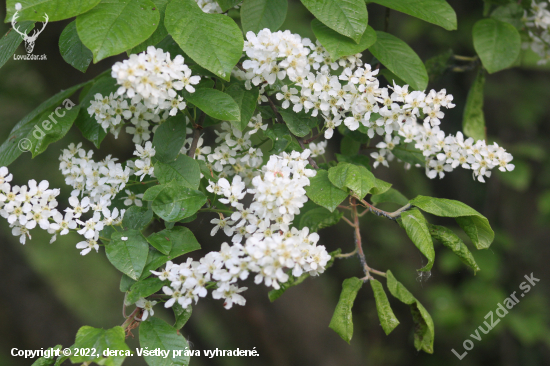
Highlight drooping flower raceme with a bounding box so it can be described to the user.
[523,0,550,64]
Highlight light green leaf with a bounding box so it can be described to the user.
[386,270,434,353]
[462,69,486,141]
[173,304,192,330]
[369,0,457,30]
[122,205,154,230]
[371,187,408,206]
[241,0,288,34]
[473,18,521,74]
[147,226,201,257]
[409,195,494,249]
[70,326,129,365]
[225,83,259,131]
[400,208,434,271]
[305,170,349,212]
[126,276,165,304]
[165,0,243,81]
[328,162,376,200]
[215,0,240,12]
[298,207,343,232]
[329,277,363,343]
[152,109,187,163]
[31,345,62,366]
[130,0,170,54]
[155,155,201,189]
[106,230,150,280]
[59,21,93,73]
[312,19,376,60]
[0,21,34,69]
[0,81,90,167]
[76,0,160,62]
[5,0,101,21]
[139,317,190,366]
[28,107,80,157]
[147,181,207,222]
[428,224,480,273]
[370,279,400,335]
[369,178,392,196]
[369,31,428,90]
[185,88,241,121]
[300,0,368,42]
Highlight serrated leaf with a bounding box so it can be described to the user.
[329,277,363,343]
[298,207,343,232]
[130,0,170,54]
[0,21,34,69]
[165,0,243,81]
[369,31,428,90]
[462,69,486,141]
[225,83,259,131]
[473,18,521,74]
[386,270,434,353]
[153,114,187,163]
[241,0,288,34]
[400,208,434,271]
[369,0,457,30]
[155,155,200,188]
[147,226,201,257]
[328,162,376,200]
[139,317,190,366]
[305,170,348,212]
[106,230,150,280]
[173,304,192,330]
[185,88,241,121]
[369,178,392,196]
[28,107,80,157]
[312,19,376,60]
[301,0,368,43]
[122,205,154,230]
[428,224,480,273]
[5,0,101,21]
[278,109,317,138]
[126,276,165,304]
[409,195,494,249]
[59,21,93,73]
[70,326,129,365]
[370,279,400,335]
[149,181,207,222]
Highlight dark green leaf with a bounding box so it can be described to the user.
[148,181,207,222]
[130,0,171,54]
[424,49,452,83]
[311,19,376,60]
[370,279,400,335]
[70,326,130,365]
[59,21,93,73]
[185,88,241,121]
[278,109,317,138]
[491,3,524,29]
[173,303,193,329]
[428,224,480,273]
[225,83,259,131]
[392,143,425,165]
[378,69,406,86]
[5,0,101,21]
[305,170,348,212]
[106,230,150,280]
[335,153,370,168]
[340,135,361,156]
[139,317,190,366]
[153,114,187,163]
[400,208,434,271]
[369,0,457,30]
[28,107,80,157]
[140,247,169,280]
[241,0,288,34]
[120,274,136,292]
[298,207,343,232]
[122,205,154,230]
[155,155,201,189]
[329,277,363,343]
[31,345,62,366]
[473,18,521,74]
[0,21,34,69]
[462,69,486,141]
[147,226,201,257]
[264,124,293,154]
[127,276,165,304]
[371,187,408,206]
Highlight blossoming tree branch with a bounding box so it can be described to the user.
[1,0,540,364]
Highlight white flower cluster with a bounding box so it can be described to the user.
[523,0,550,64]
[241,29,514,182]
[130,141,156,182]
[153,150,331,310]
[88,46,200,143]
[194,0,241,14]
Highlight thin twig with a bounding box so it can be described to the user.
[303,132,323,144]
[359,199,412,220]
[335,248,358,258]
[341,216,355,227]
[188,113,206,158]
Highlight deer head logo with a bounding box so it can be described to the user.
[11,9,48,54]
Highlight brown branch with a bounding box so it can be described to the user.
[359,199,411,220]
[188,113,205,159]
[303,132,323,144]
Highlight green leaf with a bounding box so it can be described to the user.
[165,0,244,81]
[120,274,136,292]
[122,205,154,230]
[400,208,434,271]
[300,0,368,43]
[126,276,165,304]
[75,75,118,148]
[386,270,434,353]
[428,224,480,273]
[264,124,292,154]
[59,21,93,73]
[139,317,190,366]
[225,83,259,131]
[152,114,187,163]
[76,0,160,62]
[155,155,201,189]
[106,230,150,280]
[491,3,524,29]
[0,21,34,69]
[70,326,130,365]
[312,19,376,60]
[335,153,370,168]
[340,135,361,156]
[370,279,400,335]
[305,170,348,212]
[0,81,90,167]
[462,69,486,141]
[371,187,408,206]
[241,0,288,34]
[147,181,207,222]
[424,49,452,83]
[369,0,457,30]
[409,195,494,249]
[31,345,62,366]
[173,304,192,330]
[278,109,317,138]
[28,107,80,157]
[328,162,376,200]
[147,226,201,257]
[298,207,343,232]
[140,247,169,280]
[5,0,101,21]
[473,18,521,74]
[329,277,363,343]
[215,0,241,12]
[378,69,406,87]
[185,88,240,121]
[369,178,392,195]
[130,0,170,54]
[369,31,428,90]
[391,143,425,165]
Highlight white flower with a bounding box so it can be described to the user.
[135,298,157,321]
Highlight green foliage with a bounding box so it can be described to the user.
[106,230,150,280]
[122,206,154,230]
[28,107,80,157]
[146,226,201,257]
[152,114,187,163]
[241,0,288,34]
[5,0,101,22]
[424,49,453,83]
[139,317,190,366]
[143,180,207,222]
[368,0,457,30]
[0,21,34,69]
[131,0,171,54]
[155,155,201,188]
[429,224,481,273]
[70,325,130,365]
[185,88,241,121]
[473,18,521,74]
[173,304,193,329]
[328,162,376,200]
[300,0,368,42]
[329,277,363,343]
[278,109,318,137]
[391,143,425,166]
[399,208,435,271]
[371,187,408,206]
[491,3,524,29]
[298,207,344,232]
[462,69,486,141]
[370,279,400,335]
[306,169,348,212]
[369,31,428,90]
[225,83,260,131]
[311,19,377,60]
[59,21,93,73]
[31,345,62,366]
[126,276,165,304]
[165,0,243,81]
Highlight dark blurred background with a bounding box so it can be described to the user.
[1,0,550,365]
